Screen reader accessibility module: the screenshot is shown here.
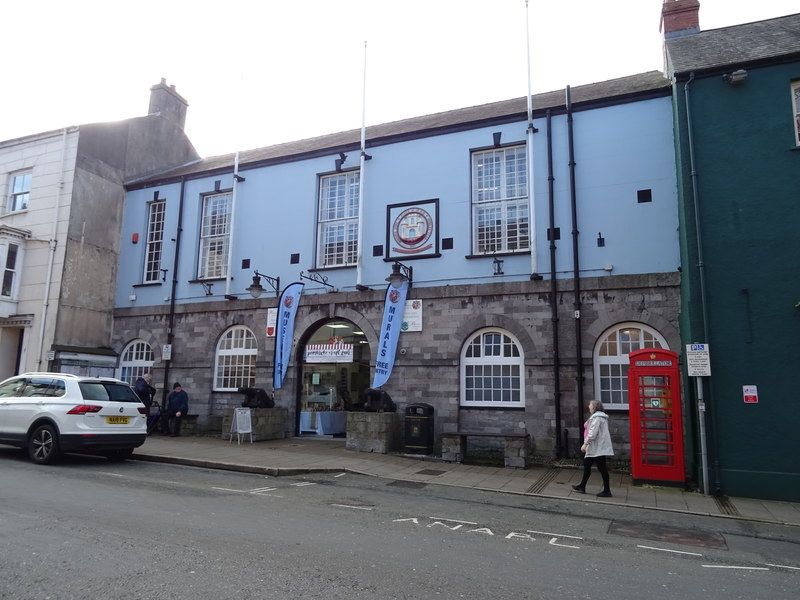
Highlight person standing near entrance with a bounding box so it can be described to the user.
[166,382,189,437]
[573,400,614,497]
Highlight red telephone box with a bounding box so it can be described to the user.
[627,349,685,483]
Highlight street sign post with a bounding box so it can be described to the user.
[686,343,711,377]
[686,343,711,496]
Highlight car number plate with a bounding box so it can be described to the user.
[105,416,130,424]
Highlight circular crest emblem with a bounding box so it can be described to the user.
[284,296,294,309]
[389,289,400,303]
[649,352,656,359]
[393,207,433,251]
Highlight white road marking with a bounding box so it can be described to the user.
[393,517,420,524]
[98,472,126,478]
[428,521,462,531]
[549,537,581,549]
[334,473,347,478]
[506,532,536,541]
[765,563,800,571]
[527,530,584,540]
[701,565,769,570]
[637,545,702,557]
[331,504,373,511]
[466,527,495,536]
[291,482,316,487]
[249,486,277,493]
[251,492,284,498]
[427,517,478,525]
[211,487,247,493]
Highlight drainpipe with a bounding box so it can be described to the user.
[36,128,68,371]
[566,86,584,443]
[684,73,718,494]
[162,177,186,407]
[547,110,562,458]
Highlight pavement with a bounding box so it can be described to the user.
[133,434,800,527]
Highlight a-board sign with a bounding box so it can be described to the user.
[231,407,252,434]
[685,343,711,377]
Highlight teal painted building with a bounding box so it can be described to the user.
[665,6,800,500]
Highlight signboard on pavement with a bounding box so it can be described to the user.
[230,407,253,445]
[686,343,711,377]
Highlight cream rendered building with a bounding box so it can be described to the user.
[0,81,198,379]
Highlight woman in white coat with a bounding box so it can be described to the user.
[572,400,614,497]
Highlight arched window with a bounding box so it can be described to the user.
[593,322,668,410]
[214,326,257,391]
[460,328,525,408]
[118,340,154,385]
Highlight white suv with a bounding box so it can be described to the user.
[0,373,147,464]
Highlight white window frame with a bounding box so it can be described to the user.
[117,340,155,386]
[316,170,359,268]
[592,322,669,411]
[7,171,32,213]
[792,81,800,147]
[143,200,166,283]
[214,325,257,391]
[198,192,232,279]
[460,328,525,408]
[471,146,529,255]
[1,242,20,299]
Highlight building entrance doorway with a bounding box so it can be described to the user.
[0,327,23,381]
[296,319,371,437]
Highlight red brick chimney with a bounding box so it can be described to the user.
[661,0,700,39]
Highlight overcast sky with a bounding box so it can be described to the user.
[3,0,797,157]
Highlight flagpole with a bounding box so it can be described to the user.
[356,40,368,288]
[225,150,240,298]
[525,0,540,279]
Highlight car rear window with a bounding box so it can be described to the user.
[79,382,141,403]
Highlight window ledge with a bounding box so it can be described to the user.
[604,406,630,412]
[307,265,355,272]
[1,209,29,218]
[465,251,531,260]
[188,277,230,283]
[132,282,162,288]
[459,404,526,411]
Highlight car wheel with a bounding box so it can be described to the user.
[105,448,135,462]
[28,424,60,465]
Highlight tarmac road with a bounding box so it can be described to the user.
[0,447,798,600]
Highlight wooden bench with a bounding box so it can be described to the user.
[441,431,530,469]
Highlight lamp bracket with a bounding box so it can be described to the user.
[300,271,335,290]
[253,270,280,296]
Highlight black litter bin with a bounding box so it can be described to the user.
[404,403,434,454]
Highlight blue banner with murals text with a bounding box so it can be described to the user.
[371,279,409,388]
[272,282,304,390]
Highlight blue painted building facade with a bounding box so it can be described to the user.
[112,71,683,460]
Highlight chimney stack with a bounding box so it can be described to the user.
[148,78,189,130]
[661,0,700,39]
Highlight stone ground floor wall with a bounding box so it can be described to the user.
[112,273,681,459]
